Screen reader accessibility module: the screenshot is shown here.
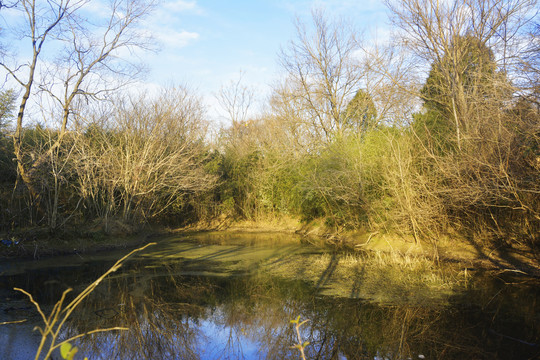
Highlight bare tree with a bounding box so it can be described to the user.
[278,9,365,142]
[379,0,540,242]
[516,21,540,105]
[216,71,255,130]
[385,0,536,147]
[0,0,155,201]
[73,87,217,226]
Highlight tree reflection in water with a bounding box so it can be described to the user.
[56,260,539,360]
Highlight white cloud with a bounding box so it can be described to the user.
[80,0,124,22]
[162,0,203,14]
[142,1,204,50]
[156,29,200,48]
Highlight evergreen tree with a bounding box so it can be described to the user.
[342,89,377,134]
[0,89,15,130]
[420,35,499,117]
[415,35,507,151]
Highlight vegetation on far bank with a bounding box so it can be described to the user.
[0,0,538,265]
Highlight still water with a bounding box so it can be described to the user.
[0,232,539,359]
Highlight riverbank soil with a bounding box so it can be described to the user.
[0,221,166,260]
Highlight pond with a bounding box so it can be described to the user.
[0,232,539,359]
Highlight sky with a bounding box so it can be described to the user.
[139,0,390,123]
[0,0,390,126]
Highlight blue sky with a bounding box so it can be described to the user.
[141,0,390,121]
[0,0,390,124]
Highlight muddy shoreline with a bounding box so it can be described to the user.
[1,220,539,277]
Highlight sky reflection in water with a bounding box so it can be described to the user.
[1,232,539,359]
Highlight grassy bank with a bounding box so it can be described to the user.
[2,216,539,279]
[177,216,540,277]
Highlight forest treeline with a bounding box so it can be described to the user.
[0,0,538,249]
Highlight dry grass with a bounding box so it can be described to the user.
[261,249,470,305]
[11,243,155,360]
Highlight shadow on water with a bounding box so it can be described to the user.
[315,253,339,291]
[350,263,367,299]
[463,233,540,277]
[0,232,539,359]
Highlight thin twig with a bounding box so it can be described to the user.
[0,319,27,325]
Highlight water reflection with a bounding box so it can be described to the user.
[53,260,538,360]
[1,233,539,359]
